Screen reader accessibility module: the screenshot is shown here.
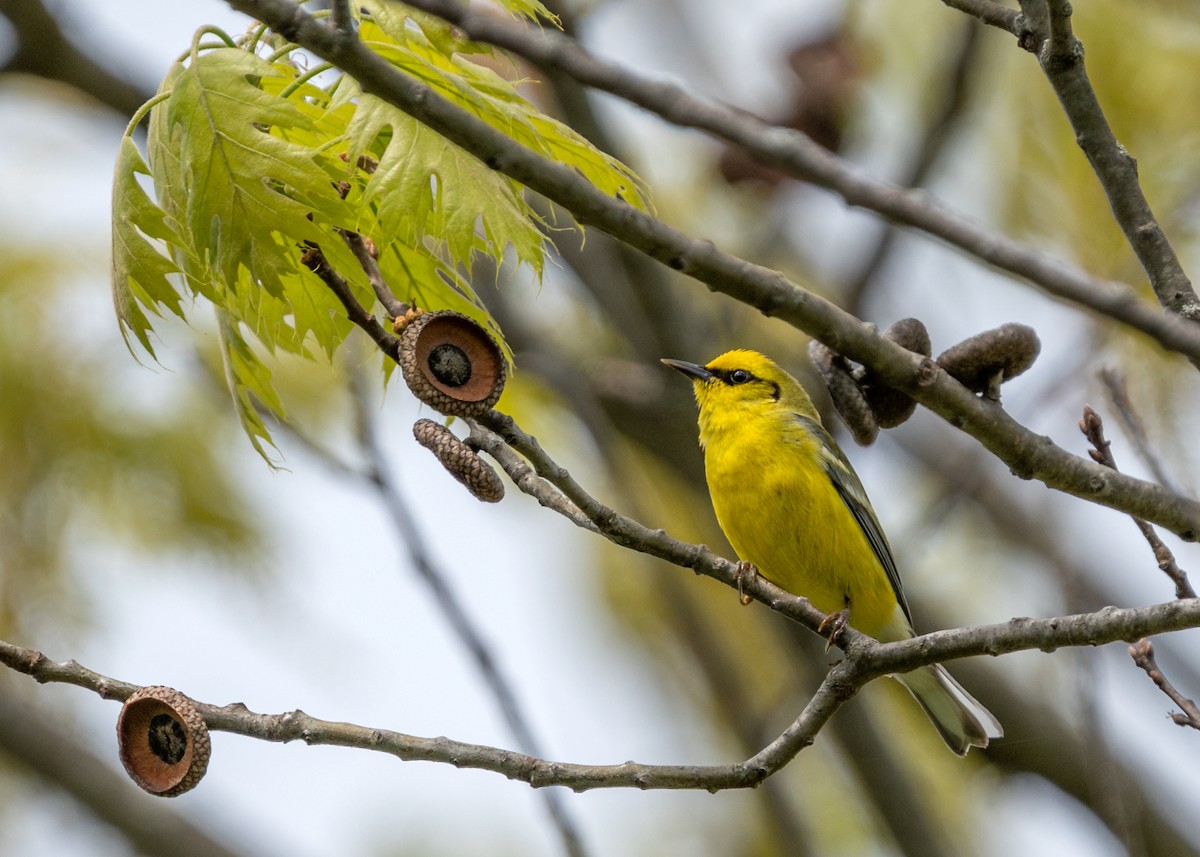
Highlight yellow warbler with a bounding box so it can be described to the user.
[663,349,1001,755]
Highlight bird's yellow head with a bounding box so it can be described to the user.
[662,349,821,445]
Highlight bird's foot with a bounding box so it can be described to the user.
[734,561,758,606]
[818,608,850,652]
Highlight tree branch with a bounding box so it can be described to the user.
[394,0,1200,361]
[467,411,834,636]
[947,0,1200,336]
[1129,639,1200,730]
[1020,0,1199,318]
[0,637,836,792]
[1080,405,1196,600]
[228,0,1200,540]
[4,597,1198,789]
[467,411,1200,668]
[869,599,1200,671]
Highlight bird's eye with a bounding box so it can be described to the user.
[728,369,753,385]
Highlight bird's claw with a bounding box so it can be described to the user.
[734,561,758,606]
[818,608,850,652]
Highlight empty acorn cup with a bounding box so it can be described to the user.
[117,686,211,797]
[398,310,507,417]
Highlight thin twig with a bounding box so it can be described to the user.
[329,165,409,320]
[5,598,1200,789]
[470,411,836,636]
[466,423,600,533]
[338,229,409,319]
[1030,0,1198,318]
[1129,639,1200,730]
[1080,406,1195,599]
[952,0,1199,316]
[300,245,401,359]
[6,595,1200,785]
[0,636,843,791]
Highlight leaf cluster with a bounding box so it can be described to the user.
[111,1,647,460]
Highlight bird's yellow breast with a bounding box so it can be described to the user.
[702,409,900,638]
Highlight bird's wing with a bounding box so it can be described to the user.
[796,415,913,624]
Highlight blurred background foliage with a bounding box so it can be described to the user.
[0,248,265,639]
[2,0,1200,856]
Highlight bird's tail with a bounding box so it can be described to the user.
[894,664,1003,756]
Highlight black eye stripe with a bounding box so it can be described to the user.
[710,368,779,399]
[711,367,754,385]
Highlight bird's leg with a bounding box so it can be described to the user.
[734,560,758,606]
[818,604,851,652]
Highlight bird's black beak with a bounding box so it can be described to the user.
[661,358,714,382]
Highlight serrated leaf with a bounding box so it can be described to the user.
[216,310,285,465]
[346,87,546,274]
[280,265,355,358]
[152,46,353,303]
[141,41,371,368]
[111,136,186,358]
[357,7,650,212]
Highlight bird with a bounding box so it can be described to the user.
[662,348,1002,755]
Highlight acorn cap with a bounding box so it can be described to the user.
[413,418,505,503]
[117,686,210,797]
[398,311,507,417]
